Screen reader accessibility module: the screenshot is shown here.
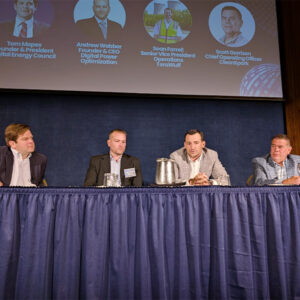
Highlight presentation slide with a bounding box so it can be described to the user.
[0,0,283,99]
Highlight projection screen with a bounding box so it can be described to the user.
[0,0,283,99]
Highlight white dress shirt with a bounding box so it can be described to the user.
[110,154,122,186]
[188,152,203,179]
[13,16,34,38]
[10,148,35,186]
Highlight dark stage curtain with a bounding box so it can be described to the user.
[0,187,299,299]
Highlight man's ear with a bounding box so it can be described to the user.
[202,141,206,148]
[8,140,16,148]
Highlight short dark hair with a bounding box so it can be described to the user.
[184,129,204,141]
[5,123,31,146]
[271,134,291,145]
[221,6,242,20]
[14,0,38,8]
[108,129,127,139]
[93,0,109,7]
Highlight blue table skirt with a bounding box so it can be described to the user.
[0,186,299,299]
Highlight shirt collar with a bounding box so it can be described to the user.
[272,158,287,168]
[222,32,242,45]
[110,153,122,162]
[164,18,173,26]
[187,151,203,163]
[15,16,34,26]
[11,147,32,160]
[94,16,107,25]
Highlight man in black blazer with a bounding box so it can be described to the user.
[76,0,122,41]
[0,123,47,187]
[0,0,49,38]
[84,129,142,187]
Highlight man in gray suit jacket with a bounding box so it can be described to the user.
[252,134,300,186]
[84,129,142,187]
[170,129,229,185]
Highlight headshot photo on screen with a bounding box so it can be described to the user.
[208,2,255,48]
[144,0,192,44]
[74,0,125,41]
[0,0,51,39]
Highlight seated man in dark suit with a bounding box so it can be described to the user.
[76,0,122,41]
[84,129,142,186]
[252,134,300,186]
[0,0,49,38]
[0,123,47,187]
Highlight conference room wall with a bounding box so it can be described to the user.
[0,93,284,186]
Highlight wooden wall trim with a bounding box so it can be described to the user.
[279,0,300,154]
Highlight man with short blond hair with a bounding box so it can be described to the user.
[84,129,143,186]
[170,129,229,185]
[0,123,47,187]
[252,134,300,185]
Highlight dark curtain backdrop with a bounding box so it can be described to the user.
[0,92,285,186]
[0,186,300,300]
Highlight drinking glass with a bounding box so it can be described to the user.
[217,175,231,186]
[104,173,119,187]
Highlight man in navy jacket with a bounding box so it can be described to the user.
[0,123,47,187]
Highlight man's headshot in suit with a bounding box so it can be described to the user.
[76,0,123,41]
[0,0,49,38]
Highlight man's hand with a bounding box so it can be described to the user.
[0,181,3,187]
[189,173,210,186]
[282,176,300,185]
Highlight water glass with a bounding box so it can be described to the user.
[103,173,119,187]
[217,175,231,186]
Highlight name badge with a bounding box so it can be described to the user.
[124,168,136,178]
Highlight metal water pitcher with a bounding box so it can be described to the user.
[155,158,176,185]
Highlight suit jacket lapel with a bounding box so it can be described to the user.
[99,154,111,185]
[266,155,278,179]
[182,150,191,180]
[4,149,13,185]
[120,155,130,185]
[29,153,40,184]
[286,156,295,178]
[199,150,208,175]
